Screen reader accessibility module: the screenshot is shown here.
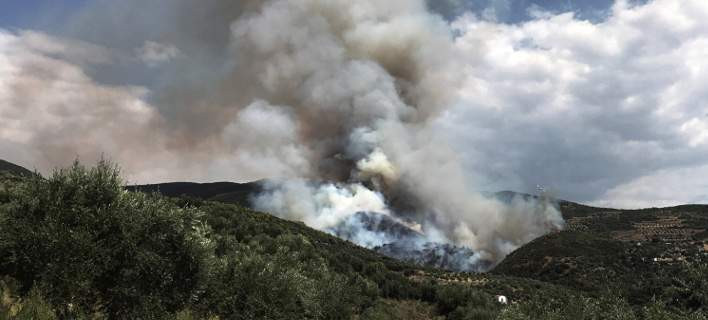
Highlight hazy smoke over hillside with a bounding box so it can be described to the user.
[0,0,564,270]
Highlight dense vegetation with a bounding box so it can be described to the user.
[0,160,706,319]
[126,182,260,207]
[495,202,708,317]
[0,160,33,177]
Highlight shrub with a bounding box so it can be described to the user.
[435,284,498,316]
[360,299,441,320]
[0,160,212,318]
[13,288,57,320]
[201,234,367,319]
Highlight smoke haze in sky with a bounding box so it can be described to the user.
[1,0,708,268]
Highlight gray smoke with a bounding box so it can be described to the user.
[0,0,564,271]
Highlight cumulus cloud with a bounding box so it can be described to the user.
[0,29,161,176]
[0,29,317,184]
[447,0,708,207]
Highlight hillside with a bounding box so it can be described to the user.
[124,164,708,316]
[0,160,580,319]
[0,159,706,319]
[127,184,527,271]
[494,202,708,311]
[128,172,708,316]
[0,159,33,177]
[127,181,262,206]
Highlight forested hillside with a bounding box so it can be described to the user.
[494,202,708,314]
[0,160,32,177]
[0,160,705,319]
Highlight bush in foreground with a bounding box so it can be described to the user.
[0,160,211,318]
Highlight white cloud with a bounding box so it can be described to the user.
[591,164,708,209]
[447,0,708,207]
[0,30,309,185]
[681,117,708,147]
[0,29,160,176]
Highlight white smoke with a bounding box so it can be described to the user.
[233,1,564,270]
[356,149,399,187]
[255,180,391,231]
[0,0,565,270]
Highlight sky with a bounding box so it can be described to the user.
[0,0,87,29]
[429,0,619,22]
[1,0,617,29]
[1,0,707,209]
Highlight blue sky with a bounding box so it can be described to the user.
[428,0,619,22]
[0,0,87,29]
[0,0,620,30]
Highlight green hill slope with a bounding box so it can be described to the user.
[0,161,559,319]
[0,159,33,176]
[1,160,705,319]
[494,202,708,312]
[127,181,262,207]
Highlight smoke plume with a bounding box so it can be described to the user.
[0,0,564,271]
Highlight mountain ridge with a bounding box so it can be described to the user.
[0,159,33,177]
[1,158,706,317]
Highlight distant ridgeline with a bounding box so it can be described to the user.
[0,159,587,319]
[128,181,498,271]
[128,171,708,313]
[128,183,558,272]
[126,181,263,207]
[1,159,707,318]
[127,183,560,213]
[0,159,33,177]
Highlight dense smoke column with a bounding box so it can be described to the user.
[1,0,565,271]
[122,0,565,270]
[232,0,564,271]
[12,0,708,267]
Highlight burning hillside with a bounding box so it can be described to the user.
[0,0,565,271]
